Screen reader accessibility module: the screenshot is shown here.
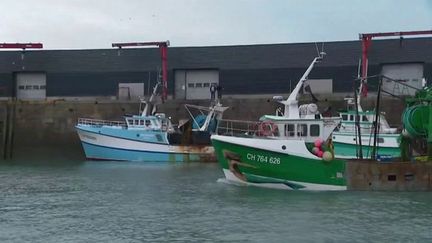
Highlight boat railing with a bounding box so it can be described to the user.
[216,119,278,137]
[77,118,126,127]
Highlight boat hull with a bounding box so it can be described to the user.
[76,126,216,162]
[332,132,400,159]
[211,135,347,191]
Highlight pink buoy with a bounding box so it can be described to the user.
[317,150,323,158]
[312,147,319,155]
[314,138,323,148]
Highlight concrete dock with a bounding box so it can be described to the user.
[0,95,405,160]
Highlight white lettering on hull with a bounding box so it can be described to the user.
[246,153,281,164]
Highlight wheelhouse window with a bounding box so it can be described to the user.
[139,120,144,126]
[285,124,295,137]
[145,120,151,127]
[342,114,348,121]
[297,124,307,137]
[310,124,320,137]
[362,116,368,121]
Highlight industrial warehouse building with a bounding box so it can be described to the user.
[0,37,431,101]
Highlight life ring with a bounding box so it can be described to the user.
[257,120,278,137]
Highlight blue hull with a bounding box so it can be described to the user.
[82,142,205,162]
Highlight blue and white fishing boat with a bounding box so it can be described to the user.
[76,82,228,162]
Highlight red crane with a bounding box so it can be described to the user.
[112,41,170,101]
[0,43,43,49]
[359,30,432,80]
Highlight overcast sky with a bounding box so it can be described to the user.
[0,0,431,49]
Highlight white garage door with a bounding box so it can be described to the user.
[175,70,219,100]
[381,63,424,96]
[118,83,144,100]
[16,72,47,100]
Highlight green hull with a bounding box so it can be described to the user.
[334,142,400,159]
[212,136,347,190]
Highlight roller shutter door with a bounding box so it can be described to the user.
[175,70,219,100]
[381,63,423,96]
[16,72,47,100]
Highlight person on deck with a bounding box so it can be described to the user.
[210,83,216,101]
[216,84,223,99]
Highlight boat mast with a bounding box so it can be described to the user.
[141,82,161,116]
[354,59,364,159]
[371,78,383,160]
[280,52,325,118]
[356,59,364,112]
[353,81,364,159]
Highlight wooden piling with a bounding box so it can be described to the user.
[2,101,16,160]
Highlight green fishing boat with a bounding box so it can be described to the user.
[211,52,347,190]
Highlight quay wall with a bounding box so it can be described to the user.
[0,96,406,161]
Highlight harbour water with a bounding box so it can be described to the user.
[0,160,431,242]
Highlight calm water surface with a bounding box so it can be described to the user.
[0,160,431,242]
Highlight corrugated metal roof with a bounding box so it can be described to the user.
[0,37,431,73]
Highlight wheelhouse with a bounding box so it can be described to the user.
[125,114,171,131]
[216,116,340,144]
[338,111,375,133]
[268,120,334,143]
